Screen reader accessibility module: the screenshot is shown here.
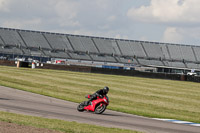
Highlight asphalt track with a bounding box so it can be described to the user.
[0,86,199,133]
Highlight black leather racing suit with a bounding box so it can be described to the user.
[87,89,107,105]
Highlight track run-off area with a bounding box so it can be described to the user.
[0,86,199,133]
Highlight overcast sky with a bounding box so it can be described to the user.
[1,0,200,45]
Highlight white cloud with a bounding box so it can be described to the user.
[115,34,129,39]
[54,0,78,19]
[107,15,116,22]
[127,0,200,45]
[127,0,200,23]
[162,27,183,43]
[187,28,200,40]
[0,0,130,38]
[2,18,42,29]
[0,0,10,12]
[53,0,80,27]
[2,0,199,45]
[94,0,111,9]
[162,26,200,44]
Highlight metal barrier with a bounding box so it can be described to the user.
[0,59,200,83]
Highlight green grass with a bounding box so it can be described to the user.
[0,66,200,123]
[0,111,139,133]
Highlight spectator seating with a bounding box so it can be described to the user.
[79,37,99,54]
[93,38,114,55]
[90,55,117,62]
[19,31,51,49]
[192,46,200,62]
[44,34,73,51]
[68,53,91,60]
[129,41,146,58]
[115,57,137,64]
[0,37,4,45]
[186,63,199,69]
[179,45,196,62]
[29,49,43,57]
[0,27,200,70]
[42,50,70,59]
[0,29,26,47]
[142,42,163,59]
[110,40,121,56]
[167,44,183,60]
[164,61,186,68]
[117,40,133,56]
[0,47,23,55]
[68,36,86,52]
[138,59,164,66]
[159,43,171,60]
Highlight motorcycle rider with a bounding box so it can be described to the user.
[86,86,109,105]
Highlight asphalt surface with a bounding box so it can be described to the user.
[0,86,199,133]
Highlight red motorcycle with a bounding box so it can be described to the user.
[77,95,109,114]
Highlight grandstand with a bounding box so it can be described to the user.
[0,27,200,74]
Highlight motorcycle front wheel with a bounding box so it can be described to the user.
[77,102,85,112]
[95,103,107,114]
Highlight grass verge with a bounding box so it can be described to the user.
[0,66,200,123]
[0,111,139,133]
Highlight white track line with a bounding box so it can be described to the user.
[153,118,200,127]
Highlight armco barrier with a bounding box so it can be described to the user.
[0,60,200,83]
[91,67,182,81]
[37,63,91,72]
[186,75,200,83]
[0,60,16,66]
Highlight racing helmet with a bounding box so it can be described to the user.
[103,86,109,94]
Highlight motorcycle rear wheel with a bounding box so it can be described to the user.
[77,102,85,112]
[95,103,106,114]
